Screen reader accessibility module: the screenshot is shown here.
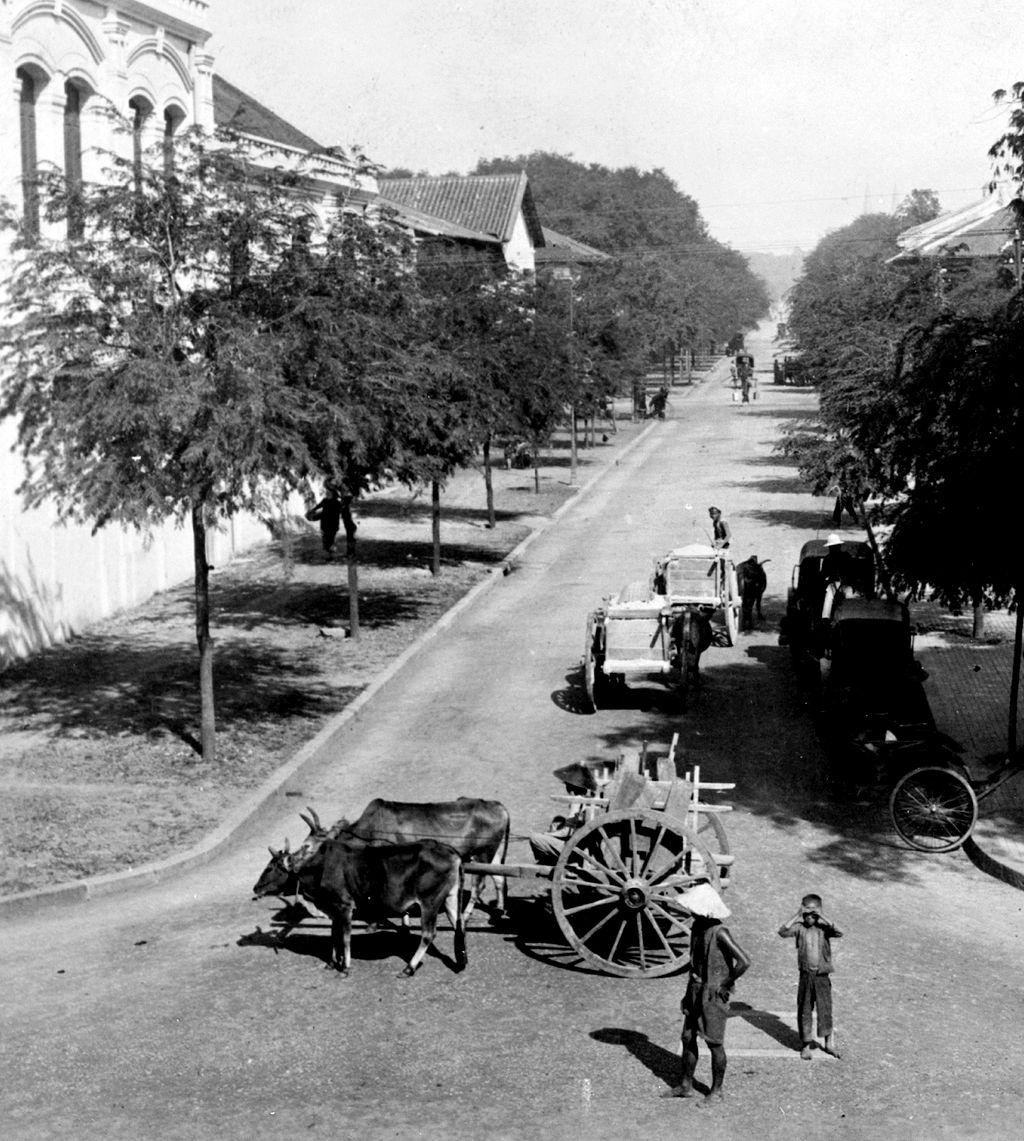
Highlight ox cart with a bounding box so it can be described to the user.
[465,735,735,978]
[583,544,741,711]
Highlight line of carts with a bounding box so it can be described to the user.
[780,538,1020,852]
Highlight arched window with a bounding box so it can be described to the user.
[163,105,185,174]
[17,67,40,238]
[129,95,153,188]
[64,80,85,239]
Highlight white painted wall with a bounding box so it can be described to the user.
[503,209,537,274]
[0,1,359,665]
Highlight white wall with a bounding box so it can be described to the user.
[0,2,345,665]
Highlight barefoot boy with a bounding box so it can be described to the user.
[662,882,751,1103]
[778,893,842,1059]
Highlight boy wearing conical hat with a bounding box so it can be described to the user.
[662,882,751,1104]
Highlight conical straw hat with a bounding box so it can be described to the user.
[674,882,730,919]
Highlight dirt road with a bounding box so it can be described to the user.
[3,323,1023,1141]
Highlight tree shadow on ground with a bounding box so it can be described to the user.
[0,634,360,744]
[727,475,808,495]
[354,499,526,525]
[567,643,953,886]
[740,408,817,422]
[290,534,514,572]
[744,507,837,532]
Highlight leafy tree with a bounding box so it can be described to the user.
[473,152,769,358]
[0,122,361,760]
[273,205,422,636]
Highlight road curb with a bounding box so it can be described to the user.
[963,836,1024,892]
[0,412,665,920]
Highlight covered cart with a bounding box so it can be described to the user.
[583,544,740,711]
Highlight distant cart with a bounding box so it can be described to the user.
[465,736,735,977]
[583,544,740,710]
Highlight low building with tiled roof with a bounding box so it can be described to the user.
[535,226,611,274]
[378,173,544,272]
[890,191,1024,266]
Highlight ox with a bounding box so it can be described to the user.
[292,798,510,921]
[736,556,769,633]
[671,607,714,691]
[253,827,465,976]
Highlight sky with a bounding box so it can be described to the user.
[209,0,1024,255]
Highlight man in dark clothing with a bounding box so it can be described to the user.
[306,486,346,559]
[662,883,751,1104]
[708,506,731,549]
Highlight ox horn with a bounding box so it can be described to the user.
[267,845,279,857]
[306,806,322,831]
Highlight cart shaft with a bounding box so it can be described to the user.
[462,861,554,880]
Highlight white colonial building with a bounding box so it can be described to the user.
[0,1,373,665]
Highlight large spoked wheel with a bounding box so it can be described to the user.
[889,766,979,852]
[551,809,719,978]
[584,615,601,711]
[724,567,740,646]
[690,810,731,888]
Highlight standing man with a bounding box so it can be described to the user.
[661,882,751,1104]
[708,506,731,549]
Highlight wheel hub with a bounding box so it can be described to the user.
[621,878,650,910]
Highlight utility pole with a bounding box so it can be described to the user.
[1013,228,1022,288]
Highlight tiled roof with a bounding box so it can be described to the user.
[377,173,545,246]
[213,75,323,153]
[535,226,610,265]
[892,194,1024,260]
[376,198,500,244]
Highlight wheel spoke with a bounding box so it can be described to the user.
[640,824,667,877]
[648,899,690,934]
[628,816,639,877]
[579,900,622,944]
[647,848,688,887]
[642,907,679,956]
[634,913,646,970]
[569,845,626,885]
[562,894,622,918]
[607,915,629,964]
[559,873,619,895]
[594,823,631,879]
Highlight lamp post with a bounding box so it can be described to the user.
[552,265,577,484]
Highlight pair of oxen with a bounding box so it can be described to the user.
[253,799,510,977]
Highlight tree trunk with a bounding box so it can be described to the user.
[569,404,577,484]
[483,435,495,529]
[534,455,540,494]
[1009,585,1023,757]
[191,502,216,761]
[342,500,360,641]
[972,594,986,639]
[431,479,441,576]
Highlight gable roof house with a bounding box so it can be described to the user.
[890,190,1024,271]
[0,0,377,663]
[378,172,545,273]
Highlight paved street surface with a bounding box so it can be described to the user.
[3,321,1024,1141]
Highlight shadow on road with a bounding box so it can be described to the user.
[590,1028,681,1088]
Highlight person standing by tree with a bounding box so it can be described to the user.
[306,486,345,559]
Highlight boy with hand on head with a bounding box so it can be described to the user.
[779,893,842,1059]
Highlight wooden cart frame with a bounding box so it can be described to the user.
[583,545,741,711]
[466,735,736,977]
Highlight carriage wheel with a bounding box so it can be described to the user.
[690,810,731,888]
[551,809,719,978]
[889,766,979,853]
[584,615,601,711]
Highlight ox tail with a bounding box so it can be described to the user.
[453,860,467,970]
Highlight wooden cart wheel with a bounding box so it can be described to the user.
[724,566,740,647]
[584,615,600,711]
[550,808,720,978]
[889,766,979,853]
[690,810,731,888]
